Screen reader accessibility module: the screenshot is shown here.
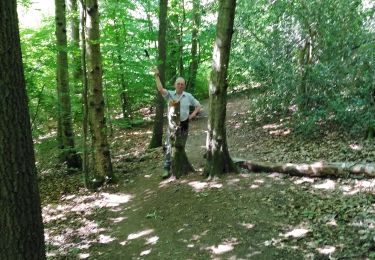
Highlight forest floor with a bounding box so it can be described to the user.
[37,92,375,260]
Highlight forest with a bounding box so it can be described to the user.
[1,0,375,259]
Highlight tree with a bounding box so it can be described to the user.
[168,101,194,178]
[55,0,81,170]
[187,0,201,92]
[83,0,114,183]
[204,0,237,177]
[0,0,46,258]
[149,0,168,148]
[68,0,82,88]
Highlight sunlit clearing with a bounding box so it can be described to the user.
[145,236,159,245]
[349,143,362,151]
[127,229,154,240]
[79,253,90,259]
[239,223,255,229]
[317,246,336,254]
[188,180,223,192]
[110,217,127,223]
[99,234,116,244]
[140,249,152,256]
[206,238,238,255]
[294,177,315,184]
[313,180,335,190]
[283,228,310,238]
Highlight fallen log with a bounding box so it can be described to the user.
[234,159,375,178]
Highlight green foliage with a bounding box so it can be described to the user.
[231,0,375,136]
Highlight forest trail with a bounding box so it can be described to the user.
[42,94,375,259]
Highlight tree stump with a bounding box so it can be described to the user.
[168,101,194,178]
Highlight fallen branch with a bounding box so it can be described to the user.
[234,159,375,178]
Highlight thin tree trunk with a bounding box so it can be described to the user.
[149,0,168,148]
[55,0,81,170]
[0,0,46,258]
[187,0,201,92]
[178,0,186,76]
[68,0,82,93]
[204,0,237,177]
[84,0,113,183]
[80,0,90,188]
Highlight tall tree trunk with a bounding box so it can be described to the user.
[204,0,237,177]
[68,0,82,93]
[0,0,46,258]
[178,0,186,76]
[80,0,90,188]
[55,0,82,170]
[187,0,201,92]
[84,0,113,183]
[149,0,168,148]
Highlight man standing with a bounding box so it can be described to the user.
[154,68,201,178]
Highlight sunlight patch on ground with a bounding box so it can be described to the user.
[158,176,177,188]
[127,229,154,240]
[140,249,152,256]
[145,236,159,245]
[43,192,133,220]
[294,177,315,184]
[99,234,116,244]
[349,143,363,151]
[79,253,90,259]
[254,179,265,183]
[283,228,310,238]
[206,238,238,255]
[267,172,285,179]
[250,184,260,189]
[191,230,209,241]
[187,180,223,191]
[239,223,255,229]
[313,180,335,190]
[227,178,240,185]
[317,246,336,254]
[110,216,127,223]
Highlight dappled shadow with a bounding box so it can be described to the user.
[43,191,133,258]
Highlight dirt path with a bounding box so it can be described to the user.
[43,94,375,259]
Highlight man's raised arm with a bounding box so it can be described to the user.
[153,68,167,96]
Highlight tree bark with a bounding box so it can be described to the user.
[0,0,46,258]
[55,0,82,170]
[204,0,237,177]
[84,0,113,183]
[168,101,194,178]
[68,0,82,91]
[235,160,375,178]
[149,0,168,148]
[187,0,201,92]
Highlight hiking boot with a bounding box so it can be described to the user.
[161,170,171,179]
